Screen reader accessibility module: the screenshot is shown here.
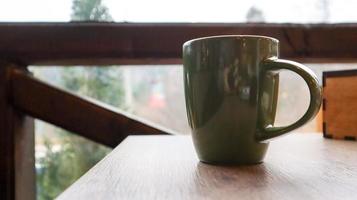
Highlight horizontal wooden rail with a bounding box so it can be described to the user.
[9,68,173,147]
[1,23,357,65]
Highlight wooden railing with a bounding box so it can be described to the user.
[1,22,357,200]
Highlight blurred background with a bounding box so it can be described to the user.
[2,0,357,199]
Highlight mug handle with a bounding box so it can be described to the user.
[256,58,322,142]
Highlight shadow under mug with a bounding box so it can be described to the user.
[183,35,322,165]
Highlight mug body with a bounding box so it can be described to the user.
[183,35,279,164]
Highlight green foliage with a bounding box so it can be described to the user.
[36,0,124,199]
[71,0,112,21]
[37,137,79,200]
[37,130,113,200]
[61,67,124,107]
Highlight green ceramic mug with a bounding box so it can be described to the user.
[183,35,322,165]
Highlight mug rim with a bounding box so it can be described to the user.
[183,35,279,47]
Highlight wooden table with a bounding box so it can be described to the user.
[58,133,357,200]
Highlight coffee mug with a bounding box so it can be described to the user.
[183,35,322,165]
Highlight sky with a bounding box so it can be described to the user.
[0,0,356,23]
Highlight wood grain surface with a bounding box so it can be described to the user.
[58,133,357,200]
[323,71,357,140]
[1,23,357,65]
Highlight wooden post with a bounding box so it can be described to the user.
[0,63,35,200]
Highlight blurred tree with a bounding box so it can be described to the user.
[37,1,124,199]
[246,6,265,23]
[71,0,113,21]
[316,0,330,22]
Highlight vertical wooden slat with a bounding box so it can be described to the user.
[0,63,13,200]
[14,114,35,200]
[0,63,35,200]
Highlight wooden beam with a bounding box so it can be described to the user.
[0,63,35,200]
[0,23,357,65]
[10,69,172,147]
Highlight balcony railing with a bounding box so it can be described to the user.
[1,22,357,200]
